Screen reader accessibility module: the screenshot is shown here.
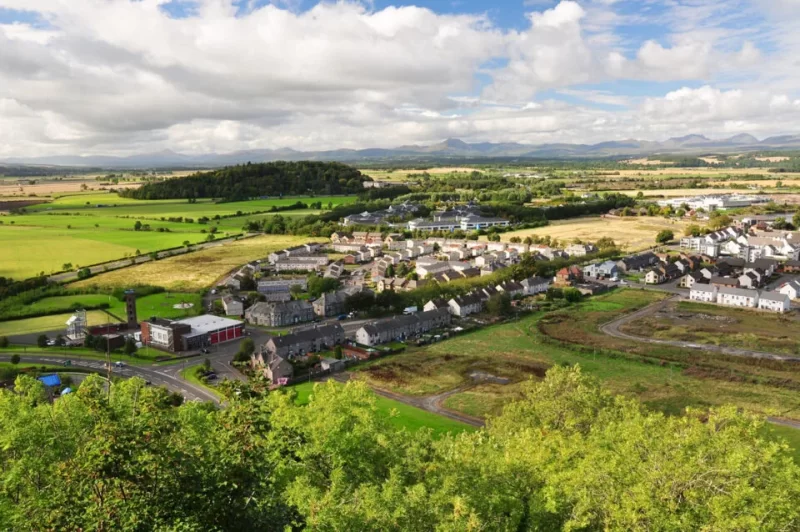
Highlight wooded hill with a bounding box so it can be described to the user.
[121,161,370,200]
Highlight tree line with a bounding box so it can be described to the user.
[121,161,371,201]
[0,366,797,530]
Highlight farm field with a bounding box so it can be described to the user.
[25,193,357,217]
[0,310,116,336]
[0,181,141,198]
[1,192,353,280]
[619,300,800,356]
[353,291,800,426]
[290,381,472,437]
[0,225,210,280]
[71,234,318,291]
[500,216,692,251]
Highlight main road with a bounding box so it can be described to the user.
[0,354,221,403]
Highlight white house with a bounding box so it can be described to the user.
[689,285,718,303]
[757,291,792,313]
[717,287,759,309]
[778,280,800,300]
[447,294,483,317]
[520,276,550,296]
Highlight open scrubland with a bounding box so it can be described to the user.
[353,291,800,427]
[500,215,692,251]
[71,234,315,291]
[620,300,800,356]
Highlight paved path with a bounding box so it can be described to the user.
[600,296,800,362]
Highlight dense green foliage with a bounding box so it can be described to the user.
[0,367,797,530]
[123,162,370,201]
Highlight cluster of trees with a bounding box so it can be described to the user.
[0,367,797,530]
[122,162,370,201]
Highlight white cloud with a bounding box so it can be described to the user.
[0,0,797,157]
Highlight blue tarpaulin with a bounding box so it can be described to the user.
[38,374,61,387]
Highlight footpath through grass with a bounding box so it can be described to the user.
[290,381,472,438]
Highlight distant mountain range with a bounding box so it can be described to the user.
[4,133,800,169]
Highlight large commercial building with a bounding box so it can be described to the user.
[141,314,245,352]
[656,194,767,211]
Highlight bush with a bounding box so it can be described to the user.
[10,354,20,364]
[36,335,48,348]
[0,336,8,348]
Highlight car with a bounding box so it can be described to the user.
[46,340,56,346]
[337,314,348,320]
[114,361,126,368]
[62,360,72,367]
[201,348,210,354]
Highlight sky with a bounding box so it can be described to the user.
[1,0,800,157]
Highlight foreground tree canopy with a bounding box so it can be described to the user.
[0,367,798,531]
[122,161,369,201]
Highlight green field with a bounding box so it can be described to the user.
[290,381,471,437]
[1,292,202,323]
[1,192,355,280]
[25,193,357,217]
[0,225,210,279]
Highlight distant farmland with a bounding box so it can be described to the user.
[0,191,354,280]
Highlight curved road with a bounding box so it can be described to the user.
[0,355,220,403]
[600,296,800,362]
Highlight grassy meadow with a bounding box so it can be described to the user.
[500,215,692,251]
[290,381,472,438]
[71,234,319,291]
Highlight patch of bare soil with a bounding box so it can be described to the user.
[0,199,48,212]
